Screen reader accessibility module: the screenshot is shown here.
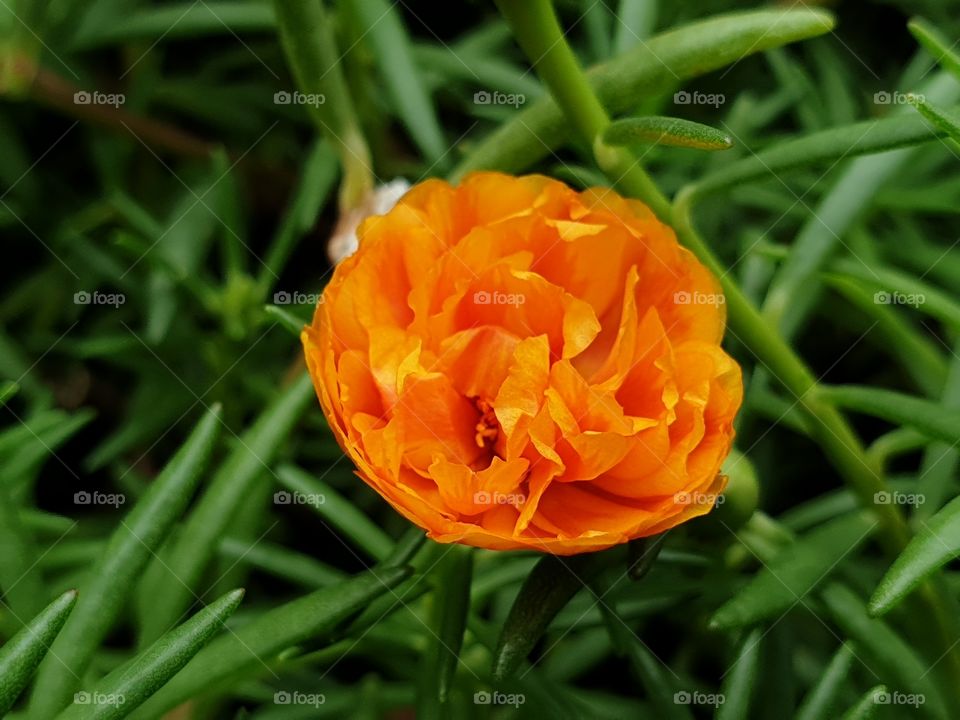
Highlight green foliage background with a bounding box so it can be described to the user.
[2,0,960,718]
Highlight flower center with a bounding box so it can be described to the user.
[473,398,500,449]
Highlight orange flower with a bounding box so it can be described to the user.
[303,172,742,555]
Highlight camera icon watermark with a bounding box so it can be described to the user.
[73,90,125,108]
[473,490,525,506]
[473,90,526,108]
[673,491,725,507]
[673,90,725,108]
[674,690,725,707]
[874,90,922,105]
[473,690,525,707]
[873,290,925,307]
[74,290,126,308]
[673,290,725,306]
[74,691,126,707]
[472,290,526,307]
[74,490,126,508]
[873,690,925,707]
[273,290,324,306]
[274,90,326,107]
[273,690,326,708]
[874,491,925,508]
[273,490,325,507]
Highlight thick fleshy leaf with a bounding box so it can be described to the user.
[603,116,733,150]
[55,589,244,720]
[817,385,960,445]
[717,629,762,720]
[137,374,314,646]
[710,512,876,629]
[453,8,835,177]
[130,566,410,718]
[821,584,947,719]
[796,644,856,720]
[276,464,394,561]
[840,685,886,720]
[0,589,77,716]
[911,97,960,143]
[28,404,223,719]
[491,552,615,680]
[689,109,957,198]
[344,0,447,165]
[418,545,473,716]
[909,17,960,80]
[870,496,960,615]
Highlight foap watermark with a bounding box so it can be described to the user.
[273,690,326,708]
[874,490,925,508]
[273,290,324,306]
[674,290,725,306]
[274,90,325,107]
[674,491,725,507]
[874,91,922,106]
[73,90,125,108]
[473,90,526,108]
[674,691,725,708]
[74,490,125,508]
[874,290,925,307]
[74,692,126,707]
[274,490,325,507]
[474,490,525,506]
[473,690,525,708]
[873,690,925,708]
[673,90,725,108]
[473,290,525,307]
[74,290,125,308]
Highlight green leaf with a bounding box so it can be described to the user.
[419,545,472,715]
[275,464,394,561]
[453,8,835,178]
[0,589,77,716]
[55,589,244,720]
[0,380,16,406]
[131,566,410,718]
[0,479,44,618]
[710,512,876,630]
[816,385,960,445]
[870,495,960,615]
[258,140,338,288]
[28,405,223,719]
[603,116,733,150]
[137,373,314,646]
[909,17,960,80]
[840,685,886,720]
[71,2,275,48]
[716,629,762,720]
[755,71,960,338]
[796,643,856,720]
[911,96,960,143]
[219,536,344,588]
[344,0,447,166]
[821,584,947,719]
[262,304,307,337]
[824,275,947,396]
[491,552,614,681]
[597,600,692,720]
[691,106,957,201]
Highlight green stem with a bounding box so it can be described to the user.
[494,0,669,219]
[273,0,373,211]
[499,0,960,701]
